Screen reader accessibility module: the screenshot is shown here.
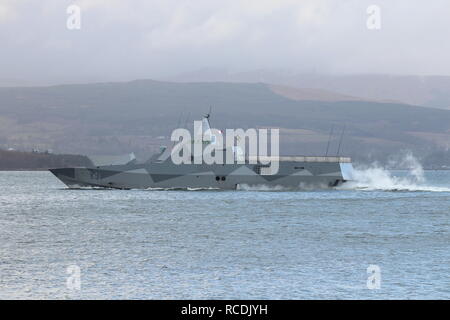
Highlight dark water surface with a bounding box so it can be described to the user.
[0,170,449,299]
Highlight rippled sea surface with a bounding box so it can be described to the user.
[0,170,449,299]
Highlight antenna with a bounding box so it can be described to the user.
[205,106,212,119]
[336,124,347,156]
[184,112,190,130]
[175,111,183,129]
[172,111,184,146]
[325,125,335,157]
[204,106,213,129]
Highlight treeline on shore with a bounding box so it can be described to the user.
[0,149,91,170]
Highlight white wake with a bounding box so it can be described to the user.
[342,153,450,192]
[236,184,288,191]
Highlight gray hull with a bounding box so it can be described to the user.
[50,156,354,190]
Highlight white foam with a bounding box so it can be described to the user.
[236,184,288,191]
[341,153,450,192]
[144,186,220,191]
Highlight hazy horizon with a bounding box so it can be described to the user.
[1,0,450,86]
[4,69,450,88]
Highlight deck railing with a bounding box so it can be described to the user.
[248,156,352,163]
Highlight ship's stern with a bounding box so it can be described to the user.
[339,161,355,182]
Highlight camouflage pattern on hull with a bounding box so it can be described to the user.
[49,157,354,190]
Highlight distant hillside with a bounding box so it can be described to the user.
[170,70,450,109]
[269,84,364,102]
[1,79,450,165]
[0,149,91,170]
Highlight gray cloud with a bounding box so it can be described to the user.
[0,0,449,85]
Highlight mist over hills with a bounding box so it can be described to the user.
[169,70,450,110]
[1,79,450,166]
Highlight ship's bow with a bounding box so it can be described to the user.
[49,168,79,188]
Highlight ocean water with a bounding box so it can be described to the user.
[0,168,449,299]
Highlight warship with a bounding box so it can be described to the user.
[49,115,353,190]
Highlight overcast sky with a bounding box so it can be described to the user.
[1,0,449,85]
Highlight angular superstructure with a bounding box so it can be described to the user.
[50,115,353,190]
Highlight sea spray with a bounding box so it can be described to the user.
[236,184,288,191]
[387,151,425,183]
[341,153,450,192]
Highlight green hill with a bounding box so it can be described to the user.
[1,80,450,165]
[0,149,91,170]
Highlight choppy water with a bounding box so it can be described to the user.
[0,169,449,299]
